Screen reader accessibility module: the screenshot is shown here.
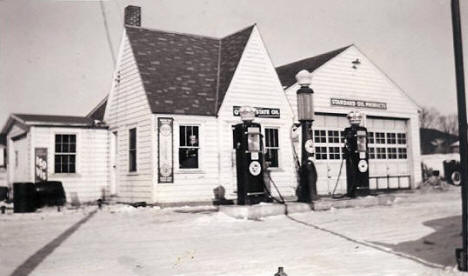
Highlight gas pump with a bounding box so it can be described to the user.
[233,106,267,205]
[343,110,370,197]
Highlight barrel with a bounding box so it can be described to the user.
[0,186,8,201]
[35,181,66,208]
[13,182,37,213]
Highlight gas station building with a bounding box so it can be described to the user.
[0,7,421,204]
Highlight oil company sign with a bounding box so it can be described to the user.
[233,106,280,118]
[158,117,174,183]
[330,98,387,110]
[35,148,48,182]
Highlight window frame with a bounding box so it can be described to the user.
[129,128,137,172]
[264,127,280,168]
[54,133,77,174]
[178,124,201,170]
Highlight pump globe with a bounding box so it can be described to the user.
[239,106,256,122]
[295,69,312,87]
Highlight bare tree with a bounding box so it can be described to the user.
[438,113,459,135]
[419,107,440,129]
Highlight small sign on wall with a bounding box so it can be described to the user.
[330,98,387,110]
[233,106,280,118]
[158,117,174,183]
[35,148,48,182]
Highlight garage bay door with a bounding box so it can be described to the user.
[312,114,410,196]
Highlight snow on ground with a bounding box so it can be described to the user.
[0,187,466,276]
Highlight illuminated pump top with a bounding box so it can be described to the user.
[239,106,256,123]
[347,110,363,126]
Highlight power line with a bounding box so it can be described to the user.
[99,0,116,66]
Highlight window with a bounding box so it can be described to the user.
[265,128,279,168]
[328,130,340,143]
[388,148,397,159]
[15,150,18,168]
[367,132,375,144]
[129,128,137,172]
[369,147,376,159]
[0,148,5,168]
[397,133,407,144]
[179,125,199,169]
[328,146,340,160]
[314,130,326,143]
[386,133,396,144]
[376,147,386,159]
[315,146,327,160]
[398,148,407,159]
[55,134,76,173]
[376,132,385,144]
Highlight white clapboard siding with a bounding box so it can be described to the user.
[30,127,109,203]
[285,45,419,118]
[153,115,220,203]
[218,26,297,199]
[285,45,421,188]
[7,124,31,183]
[104,30,154,203]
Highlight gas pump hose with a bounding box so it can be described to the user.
[331,158,346,199]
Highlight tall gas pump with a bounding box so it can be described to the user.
[233,106,267,205]
[343,110,370,197]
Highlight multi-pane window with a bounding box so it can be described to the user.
[388,148,397,159]
[129,128,137,172]
[179,125,199,169]
[265,128,279,168]
[386,133,396,144]
[397,133,407,144]
[328,130,340,143]
[329,147,340,160]
[376,132,385,144]
[376,147,386,159]
[367,132,375,144]
[314,130,326,143]
[369,147,376,159]
[55,134,76,173]
[398,148,407,159]
[315,146,328,160]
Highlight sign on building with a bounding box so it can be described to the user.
[330,98,387,110]
[35,148,48,182]
[233,106,280,118]
[158,117,174,183]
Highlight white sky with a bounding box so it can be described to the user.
[1,0,467,126]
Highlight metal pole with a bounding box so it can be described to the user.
[451,0,468,270]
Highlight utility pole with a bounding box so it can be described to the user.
[451,0,468,271]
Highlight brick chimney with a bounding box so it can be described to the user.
[124,5,141,27]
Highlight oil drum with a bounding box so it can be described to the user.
[13,182,37,213]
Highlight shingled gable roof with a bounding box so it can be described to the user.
[275,45,352,88]
[1,113,103,137]
[125,25,255,116]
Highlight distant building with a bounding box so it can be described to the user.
[419,128,458,154]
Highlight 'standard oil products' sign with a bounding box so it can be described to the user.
[158,117,174,183]
[233,106,280,118]
[35,148,48,182]
[330,98,387,110]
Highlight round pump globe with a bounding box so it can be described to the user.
[295,69,312,87]
[347,110,363,126]
[239,106,256,122]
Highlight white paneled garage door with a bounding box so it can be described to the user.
[312,114,410,196]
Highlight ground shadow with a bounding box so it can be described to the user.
[373,215,461,267]
[10,209,97,276]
